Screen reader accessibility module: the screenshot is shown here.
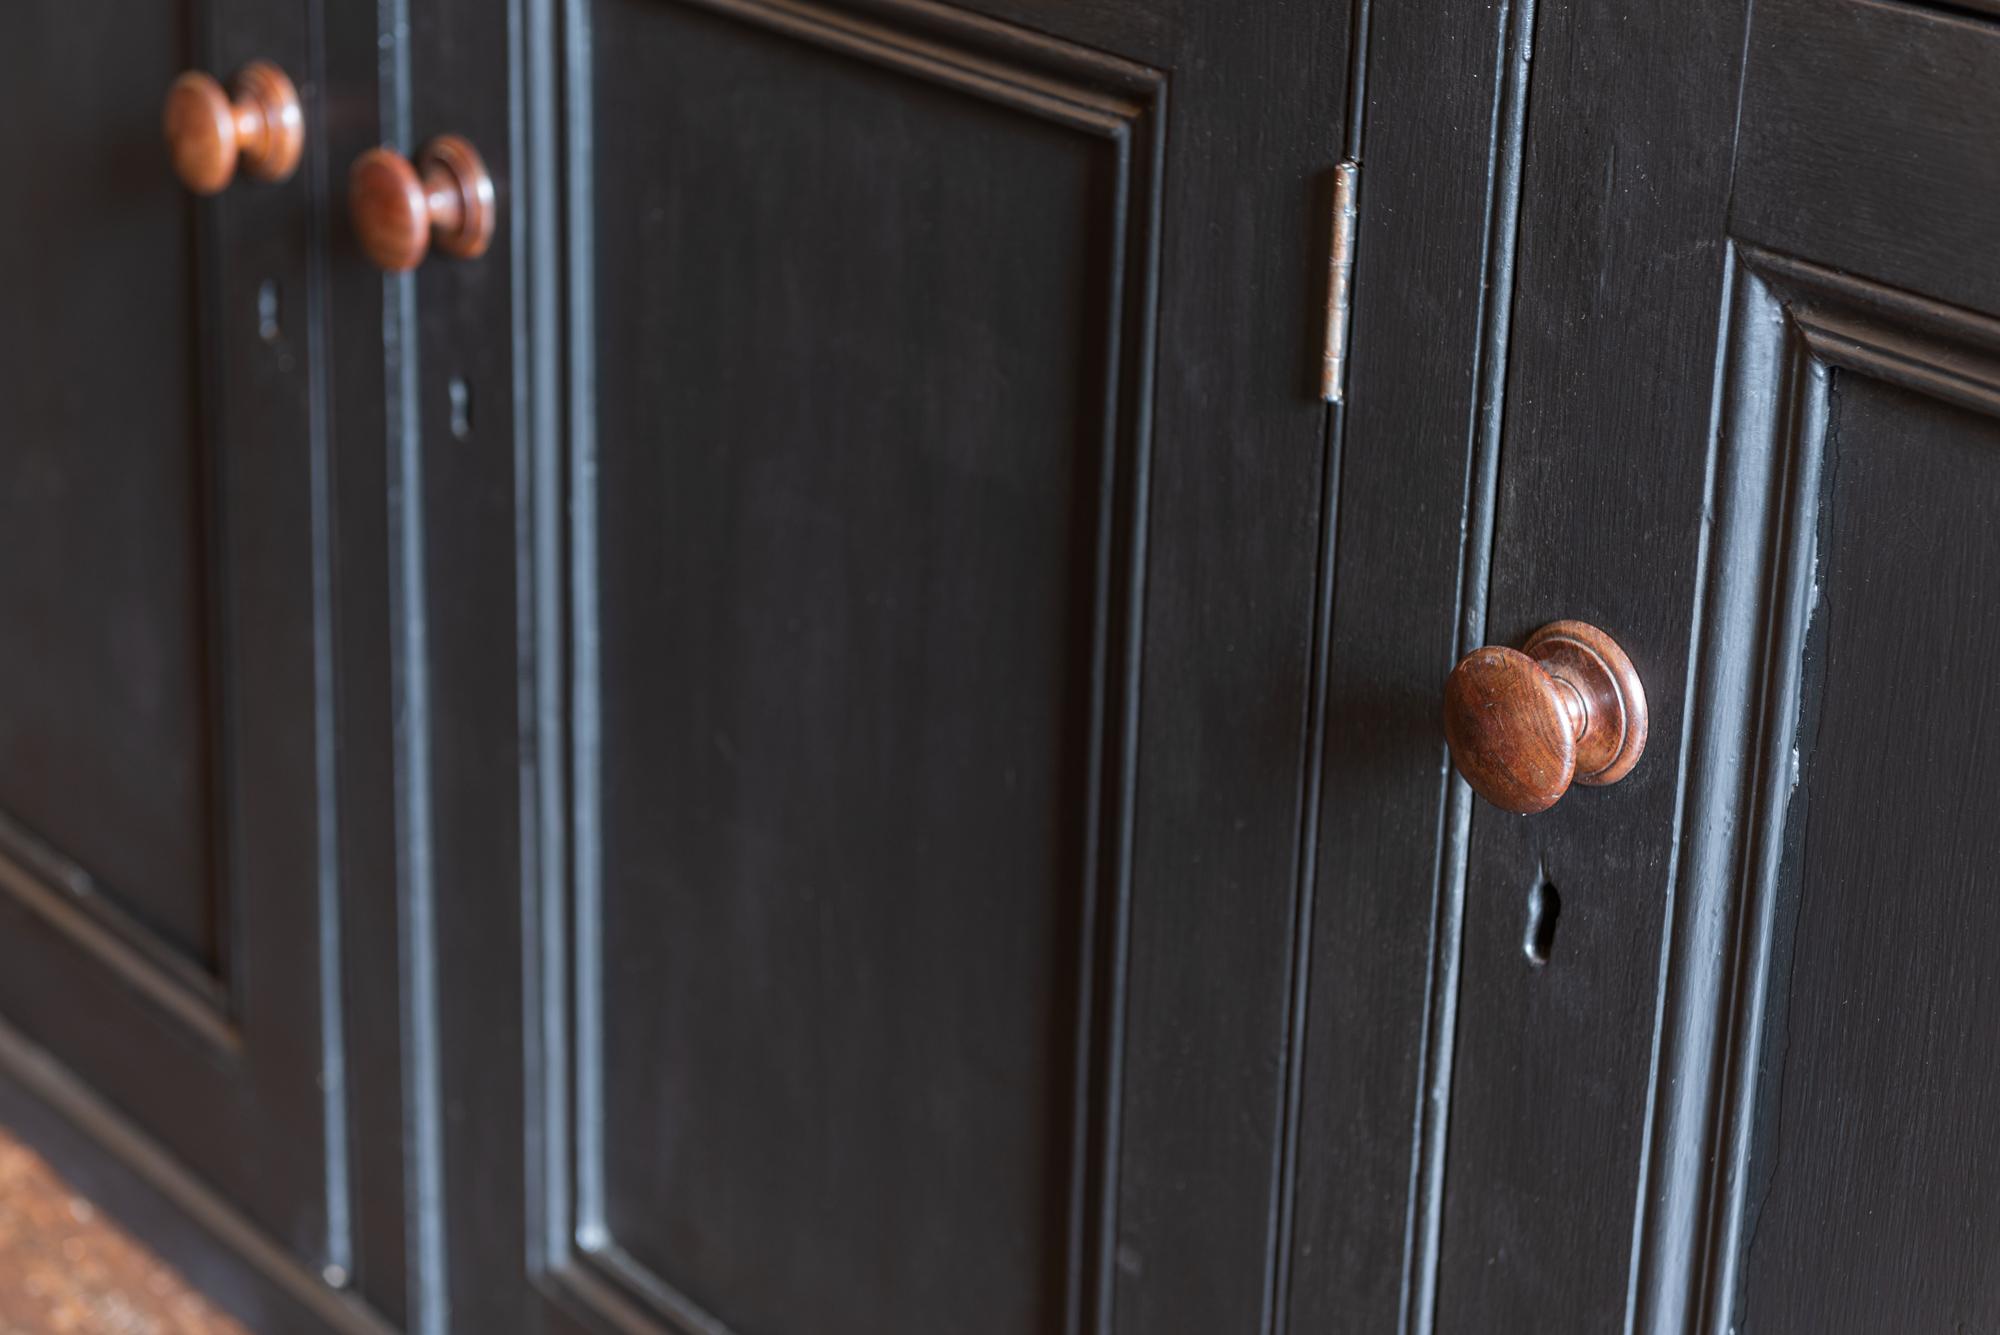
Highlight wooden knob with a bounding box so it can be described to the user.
[1443,620,1647,814]
[348,135,495,272]
[162,61,302,195]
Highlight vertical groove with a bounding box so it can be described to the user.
[1344,0,1372,160]
[304,0,353,1281]
[1622,246,1740,1335]
[517,0,568,1284]
[378,1,449,1328]
[1091,87,1163,1335]
[1067,122,1128,1335]
[1698,319,1827,1335]
[1401,0,1538,1328]
[564,0,608,1255]
[187,0,236,1014]
[1264,0,1372,1324]
[1263,383,1347,1335]
[1622,262,1827,1335]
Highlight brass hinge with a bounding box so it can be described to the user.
[1321,159,1360,403]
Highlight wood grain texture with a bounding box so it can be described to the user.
[407,1,1350,1333]
[1629,0,2000,1315]
[1431,0,1751,1325]
[1625,259,1825,1335]
[1443,647,1578,815]
[585,11,1150,1329]
[162,61,303,195]
[164,70,245,193]
[35,1,2000,1331]
[1629,251,2000,1334]
[1102,0,1350,1320]
[1286,0,1530,1325]
[346,147,434,271]
[1443,621,1648,815]
[1732,375,2000,1334]
[347,135,494,271]
[1734,0,2000,321]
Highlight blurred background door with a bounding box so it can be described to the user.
[0,3,377,1330]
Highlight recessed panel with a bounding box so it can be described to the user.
[0,12,218,969]
[584,5,1132,1332]
[1737,376,2000,1332]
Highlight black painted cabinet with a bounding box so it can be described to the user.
[4,1,2000,1332]
[0,0,358,1307]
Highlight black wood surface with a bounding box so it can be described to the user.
[321,0,414,1319]
[594,16,1126,1330]
[1427,0,1750,1320]
[1,8,218,969]
[1286,0,1519,1327]
[0,0,357,1297]
[1629,6,2000,1326]
[1435,3,2000,1334]
[7,1,2000,1333]
[1734,0,2000,322]
[1735,374,2000,1334]
[408,0,1354,1332]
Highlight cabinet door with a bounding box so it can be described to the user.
[0,3,361,1325]
[1640,4,2000,1329]
[1418,0,2000,1331]
[405,0,1356,1330]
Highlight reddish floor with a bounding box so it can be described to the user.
[0,1130,245,1334]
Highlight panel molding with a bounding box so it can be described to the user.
[0,1015,391,1334]
[0,811,236,1051]
[531,3,1167,1332]
[0,0,246,1050]
[1628,245,2000,1335]
[1400,1,1541,1328]
[674,0,1161,134]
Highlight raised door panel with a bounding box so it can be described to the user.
[1625,4,2000,1329]
[1735,368,2000,1334]
[0,7,219,968]
[414,0,1352,1330]
[0,0,350,1312]
[1417,0,2000,1330]
[575,7,1160,1331]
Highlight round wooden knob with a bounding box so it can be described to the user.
[348,135,495,272]
[1443,620,1647,814]
[162,60,303,195]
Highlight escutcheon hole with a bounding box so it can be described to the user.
[1524,879,1560,967]
[257,279,281,342]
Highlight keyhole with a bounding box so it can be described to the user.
[257,279,281,342]
[1523,879,1560,967]
[448,375,472,441]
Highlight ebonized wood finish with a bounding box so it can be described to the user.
[1437,2,2000,1334]
[1424,0,1750,1315]
[4,1,2000,1333]
[0,0,359,1315]
[0,1,411,1328]
[406,1,1356,1331]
